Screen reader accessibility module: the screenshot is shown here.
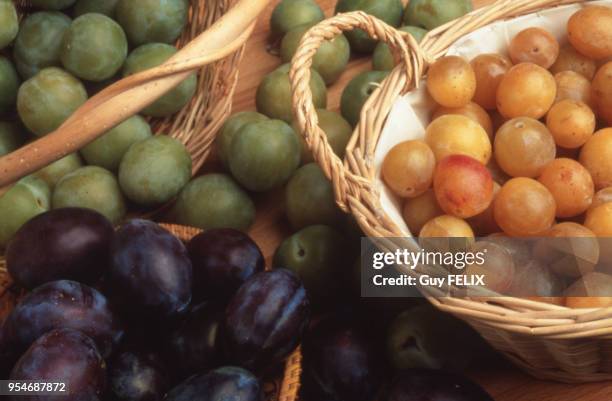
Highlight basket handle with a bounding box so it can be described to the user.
[290,11,429,214]
[0,0,270,196]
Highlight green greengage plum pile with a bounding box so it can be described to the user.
[0,1,499,400]
[211,0,455,241]
[0,0,203,247]
[0,0,475,246]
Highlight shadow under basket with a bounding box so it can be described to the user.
[289,0,612,385]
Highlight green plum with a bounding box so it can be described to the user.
[0,57,20,115]
[116,0,189,46]
[29,0,77,10]
[292,109,351,164]
[373,26,427,71]
[61,13,128,82]
[273,224,348,305]
[123,43,197,117]
[286,163,341,230]
[335,0,403,53]
[228,119,300,192]
[386,304,482,372]
[216,111,268,166]
[256,63,326,123]
[81,115,152,171]
[169,174,255,231]
[74,0,119,17]
[119,135,192,206]
[17,67,88,136]
[34,153,83,189]
[13,12,72,79]
[340,70,389,126]
[0,121,25,157]
[0,176,50,248]
[404,0,472,30]
[270,0,325,37]
[52,166,126,225]
[0,0,18,50]
[280,24,350,85]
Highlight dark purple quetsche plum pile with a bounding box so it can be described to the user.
[0,207,311,401]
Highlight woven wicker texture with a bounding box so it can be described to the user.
[279,348,302,401]
[289,0,612,384]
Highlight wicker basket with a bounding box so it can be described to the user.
[290,0,612,385]
[0,0,271,192]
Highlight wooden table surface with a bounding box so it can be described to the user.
[230,0,612,399]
